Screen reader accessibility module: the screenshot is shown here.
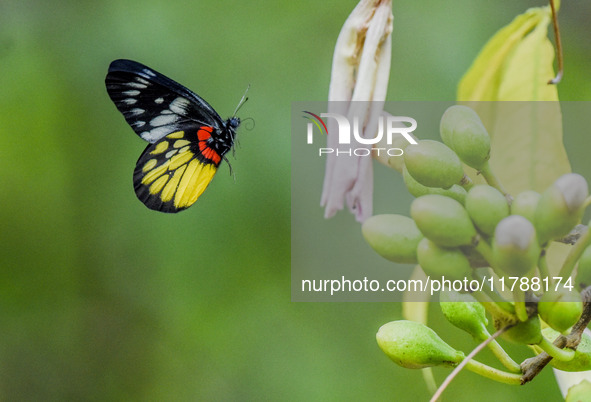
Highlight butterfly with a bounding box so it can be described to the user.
[105,59,247,213]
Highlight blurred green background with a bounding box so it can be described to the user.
[1,0,590,400]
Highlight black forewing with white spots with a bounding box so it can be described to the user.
[105,59,225,144]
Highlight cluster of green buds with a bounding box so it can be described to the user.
[363,105,591,387]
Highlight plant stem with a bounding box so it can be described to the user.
[460,173,474,191]
[513,289,528,322]
[421,368,438,396]
[558,224,591,278]
[548,0,564,84]
[430,326,520,401]
[476,332,521,373]
[474,238,494,265]
[556,224,588,245]
[470,290,516,324]
[537,335,575,361]
[538,250,550,280]
[464,359,522,385]
[479,161,507,196]
[521,286,591,384]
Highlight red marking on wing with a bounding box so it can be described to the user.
[200,146,221,164]
[197,126,213,141]
[197,126,221,164]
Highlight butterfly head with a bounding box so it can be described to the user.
[223,117,240,143]
[228,116,241,130]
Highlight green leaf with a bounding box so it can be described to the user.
[497,12,557,101]
[457,6,570,193]
[457,8,542,102]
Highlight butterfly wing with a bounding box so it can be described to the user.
[106,59,238,212]
[133,128,223,213]
[105,59,225,143]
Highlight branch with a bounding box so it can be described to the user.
[521,286,591,384]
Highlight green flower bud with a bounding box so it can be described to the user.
[411,194,477,247]
[440,291,488,339]
[576,245,591,288]
[403,140,464,189]
[376,320,465,369]
[492,215,540,277]
[535,173,589,245]
[449,119,491,170]
[538,289,583,334]
[440,105,491,170]
[402,166,467,204]
[417,238,473,281]
[543,328,591,372]
[565,380,591,402]
[498,315,543,345]
[511,190,541,223]
[465,185,510,236]
[362,214,423,264]
[440,105,479,146]
[384,133,417,173]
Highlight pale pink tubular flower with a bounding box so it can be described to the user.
[321,0,393,222]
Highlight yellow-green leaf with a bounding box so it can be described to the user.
[497,13,556,101]
[457,6,570,193]
[457,8,543,102]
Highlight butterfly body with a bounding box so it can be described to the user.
[105,59,241,213]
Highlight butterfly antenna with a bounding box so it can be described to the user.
[233,84,250,117]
